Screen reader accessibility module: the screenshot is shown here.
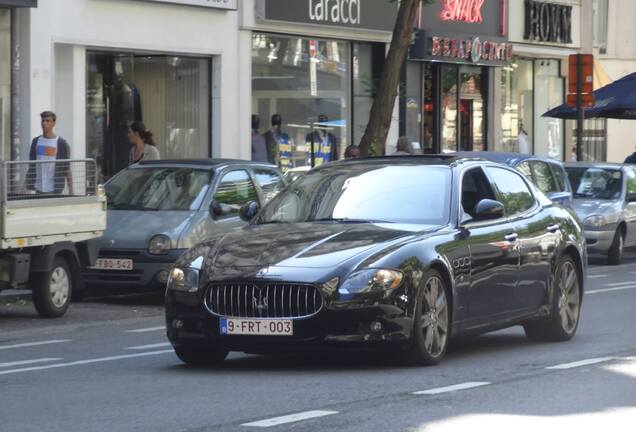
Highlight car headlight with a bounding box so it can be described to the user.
[167,267,200,293]
[149,234,171,255]
[338,269,403,294]
[583,215,608,227]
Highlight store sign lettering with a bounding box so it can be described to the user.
[439,0,484,24]
[524,0,572,44]
[308,0,361,25]
[431,36,513,63]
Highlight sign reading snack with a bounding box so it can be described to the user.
[524,0,572,44]
[261,0,399,32]
[145,0,237,9]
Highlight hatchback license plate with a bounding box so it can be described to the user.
[220,318,293,336]
[92,258,133,271]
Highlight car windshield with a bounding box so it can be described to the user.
[106,167,212,211]
[256,164,451,225]
[566,167,623,200]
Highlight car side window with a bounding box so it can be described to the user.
[485,167,536,216]
[530,161,558,193]
[516,161,533,182]
[626,168,636,195]
[213,170,258,217]
[461,167,497,218]
[549,163,567,192]
[253,169,285,203]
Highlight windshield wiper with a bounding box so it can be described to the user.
[308,218,392,224]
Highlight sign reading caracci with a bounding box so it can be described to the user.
[261,0,398,32]
[145,0,237,10]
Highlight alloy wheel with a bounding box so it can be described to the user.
[420,275,449,358]
[557,260,580,334]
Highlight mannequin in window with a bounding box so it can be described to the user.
[305,114,338,167]
[251,114,268,162]
[262,114,292,171]
[517,121,529,154]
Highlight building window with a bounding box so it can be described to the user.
[498,59,533,153]
[252,33,350,171]
[593,0,608,54]
[534,59,564,160]
[86,53,211,180]
[0,9,10,160]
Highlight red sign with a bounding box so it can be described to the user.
[439,0,485,24]
[568,54,594,95]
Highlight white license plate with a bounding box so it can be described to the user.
[92,258,133,271]
[220,318,293,336]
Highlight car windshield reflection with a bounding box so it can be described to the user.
[566,167,623,200]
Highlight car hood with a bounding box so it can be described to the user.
[209,222,439,269]
[99,210,196,249]
[571,199,621,220]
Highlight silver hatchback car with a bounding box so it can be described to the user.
[82,159,285,290]
[565,162,636,265]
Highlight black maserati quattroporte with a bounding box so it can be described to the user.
[165,156,586,366]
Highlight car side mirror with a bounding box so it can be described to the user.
[239,201,259,222]
[209,201,225,220]
[472,199,505,221]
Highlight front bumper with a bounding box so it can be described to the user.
[82,248,186,288]
[165,290,415,352]
[584,228,615,253]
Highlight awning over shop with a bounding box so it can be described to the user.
[543,70,636,120]
[0,0,36,7]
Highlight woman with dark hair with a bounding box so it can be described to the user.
[128,121,160,164]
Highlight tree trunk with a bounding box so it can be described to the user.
[358,0,422,156]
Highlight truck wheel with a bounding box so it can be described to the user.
[32,256,73,318]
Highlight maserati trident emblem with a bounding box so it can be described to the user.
[252,288,269,316]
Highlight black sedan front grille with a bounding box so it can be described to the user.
[205,282,323,319]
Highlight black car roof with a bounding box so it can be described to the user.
[134,159,278,170]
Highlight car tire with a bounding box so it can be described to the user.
[524,255,581,342]
[173,345,228,366]
[607,228,624,266]
[32,256,73,318]
[403,269,450,366]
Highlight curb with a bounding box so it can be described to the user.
[0,290,32,304]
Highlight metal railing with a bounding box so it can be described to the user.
[2,159,98,201]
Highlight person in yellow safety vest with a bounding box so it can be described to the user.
[262,114,293,172]
[305,114,338,167]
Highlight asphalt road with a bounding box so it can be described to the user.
[1,252,636,432]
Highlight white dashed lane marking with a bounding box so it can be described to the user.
[125,342,171,350]
[0,350,173,375]
[587,274,608,279]
[124,326,165,333]
[604,281,636,287]
[242,411,339,428]
[0,339,71,350]
[546,357,614,370]
[413,381,491,395]
[0,358,62,368]
[587,285,636,294]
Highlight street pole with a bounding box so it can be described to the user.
[576,54,584,162]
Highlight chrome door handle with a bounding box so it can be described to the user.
[547,224,560,233]
[505,233,518,242]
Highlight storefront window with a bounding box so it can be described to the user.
[352,43,382,153]
[86,53,210,180]
[252,34,349,171]
[440,65,457,153]
[0,9,10,160]
[404,62,421,152]
[459,66,485,151]
[534,60,564,160]
[499,59,533,153]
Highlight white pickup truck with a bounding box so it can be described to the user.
[0,159,106,317]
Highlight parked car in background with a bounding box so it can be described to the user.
[166,156,586,366]
[453,152,573,207]
[283,165,311,183]
[82,159,285,290]
[565,162,636,265]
